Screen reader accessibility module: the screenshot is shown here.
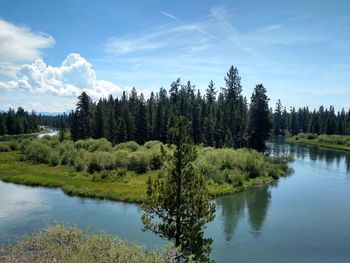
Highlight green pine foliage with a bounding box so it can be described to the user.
[141,118,215,262]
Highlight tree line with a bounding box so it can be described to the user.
[69,66,271,151]
[272,100,350,136]
[0,108,39,135]
[3,65,349,148]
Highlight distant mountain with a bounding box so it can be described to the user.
[38,111,72,116]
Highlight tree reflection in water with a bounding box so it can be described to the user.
[216,185,271,241]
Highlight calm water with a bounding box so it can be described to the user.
[1,139,350,262]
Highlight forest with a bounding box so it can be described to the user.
[1,66,349,150]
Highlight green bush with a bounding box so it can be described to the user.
[8,140,19,151]
[57,140,75,156]
[144,140,163,149]
[23,141,52,164]
[19,139,32,153]
[60,149,77,166]
[150,152,163,170]
[114,150,129,167]
[87,151,116,173]
[49,151,60,166]
[0,144,10,152]
[114,141,140,152]
[127,151,151,173]
[88,138,113,152]
[306,133,318,140]
[2,224,178,263]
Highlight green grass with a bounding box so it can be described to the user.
[0,224,181,263]
[287,133,350,152]
[0,151,151,203]
[0,151,277,203]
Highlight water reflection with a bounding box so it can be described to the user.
[268,137,350,173]
[216,185,271,241]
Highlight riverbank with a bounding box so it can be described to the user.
[0,127,53,141]
[0,224,175,263]
[287,133,350,152]
[0,151,277,203]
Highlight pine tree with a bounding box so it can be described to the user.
[106,95,117,143]
[136,93,147,144]
[273,99,283,135]
[248,84,272,152]
[94,99,105,138]
[141,117,216,262]
[75,92,93,139]
[223,66,245,147]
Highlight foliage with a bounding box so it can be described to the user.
[114,141,140,152]
[289,133,350,151]
[0,224,183,263]
[248,84,272,152]
[0,143,10,152]
[0,107,39,136]
[142,118,216,262]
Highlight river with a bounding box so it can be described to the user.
[0,138,350,262]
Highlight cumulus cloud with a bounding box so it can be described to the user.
[0,19,54,64]
[0,53,123,99]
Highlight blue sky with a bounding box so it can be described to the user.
[0,0,350,112]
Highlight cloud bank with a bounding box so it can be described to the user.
[0,19,54,64]
[0,53,123,99]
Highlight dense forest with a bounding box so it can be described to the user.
[2,66,350,147]
[0,108,39,135]
[272,101,350,136]
[68,66,271,151]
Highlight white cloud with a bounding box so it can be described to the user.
[105,22,216,55]
[0,53,123,99]
[0,19,54,64]
[160,11,180,22]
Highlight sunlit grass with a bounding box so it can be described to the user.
[288,133,350,152]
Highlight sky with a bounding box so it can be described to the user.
[0,0,350,112]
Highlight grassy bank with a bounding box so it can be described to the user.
[0,138,291,203]
[0,224,181,263]
[287,133,350,152]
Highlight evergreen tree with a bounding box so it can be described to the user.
[75,92,93,139]
[273,99,283,135]
[248,84,272,151]
[136,93,147,144]
[94,99,105,138]
[106,95,117,143]
[141,117,215,262]
[223,66,245,147]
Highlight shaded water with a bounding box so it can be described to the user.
[1,138,350,262]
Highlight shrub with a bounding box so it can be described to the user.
[8,140,19,151]
[49,151,60,166]
[127,151,151,173]
[144,140,163,149]
[306,133,318,140]
[2,224,174,263]
[24,141,52,164]
[88,138,113,152]
[87,151,116,173]
[114,141,140,152]
[114,150,129,167]
[57,140,74,156]
[150,153,163,170]
[75,140,91,150]
[116,168,127,177]
[60,149,77,166]
[19,139,32,153]
[0,144,10,152]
